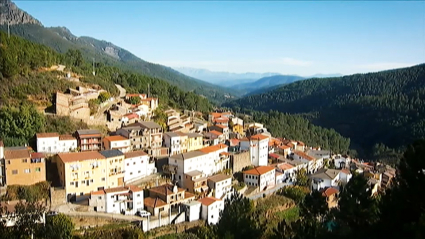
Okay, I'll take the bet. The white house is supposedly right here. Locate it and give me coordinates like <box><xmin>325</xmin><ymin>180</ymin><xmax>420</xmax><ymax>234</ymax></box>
<box><xmin>275</xmin><ymin>163</ymin><xmax>297</xmax><ymax>183</ymax></box>
<box><xmin>309</xmin><ymin>169</ymin><xmax>343</xmax><ymax>191</ymax></box>
<box><xmin>198</xmin><ymin>197</ymin><xmax>224</xmax><ymax>225</ymax></box>
<box><xmin>243</xmin><ymin>166</ymin><xmax>276</xmax><ymax>191</ymax></box>
<box><xmin>182</xmin><ymin>201</ymin><xmax>202</xmax><ymax>222</ymax></box>
<box><xmin>207</xmin><ymin>174</ymin><xmax>232</xmax><ymax>200</ymax></box>
<box><xmin>168</xmin><ymin>144</ymin><xmax>229</xmax><ymax>189</ymax></box>
<box><xmin>124</xmin><ymin>151</ymin><xmax>156</xmax><ymax>183</ymax></box>
<box><xmin>334</xmin><ymin>155</ymin><xmax>351</xmax><ymax>169</ymax></box>
<box><xmin>339</xmin><ymin>169</ymin><xmax>352</xmax><ymax>184</ymax></box>
<box><xmin>240</xmin><ymin>134</ymin><xmax>270</xmax><ymax>166</ymax></box>
<box><xmin>293</xmin><ymin>150</ymin><xmax>319</xmax><ymax>173</ymax></box>
<box><xmin>103</xmin><ymin>135</ymin><xmax>131</xmax><ymax>153</ymax></box>
<box><xmin>89</xmin><ymin>185</ymin><xmax>144</xmax><ymax>215</ymax></box>
<box><xmin>164</xmin><ymin>132</ymin><xmax>183</xmax><ymax>156</ymax></box>
<box><xmin>36</xmin><ymin>133</ymin><xmax>77</xmax><ymax>154</ymax></box>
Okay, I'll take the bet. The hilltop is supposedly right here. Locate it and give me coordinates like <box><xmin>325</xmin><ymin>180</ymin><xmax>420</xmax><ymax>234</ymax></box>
<box><xmin>225</xmin><ymin>64</ymin><xmax>425</xmax><ymax>156</ymax></box>
<box><xmin>0</xmin><ymin>0</ymin><xmax>235</xmax><ymax>104</ymax></box>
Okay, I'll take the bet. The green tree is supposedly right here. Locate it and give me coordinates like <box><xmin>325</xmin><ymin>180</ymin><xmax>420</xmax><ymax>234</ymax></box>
<box><xmin>98</xmin><ymin>91</ymin><xmax>111</xmax><ymax>103</ymax></box>
<box><xmin>277</xmin><ymin>186</ymin><xmax>309</xmax><ymax>204</ymax></box>
<box><xmin>295</xmin><ymin>168</ymin><xmax>309</xmax><ymax>187</ymax></box>
<box><xmin>14</xmin><ymin>201</ymin><xmax>47</xmax><ymax>239</ymax></box>
<box><xmin>45</xmin><ymin>213</ymin><xmax>75</xmax><ymax>239</ymax></box>
<box><xmin>216</xmin><ymin>191</ymin><xmax>262</xmax><ymax>239</ymax></box>
<box><xmin>128</xmin><ymin>96</ymin><xmax>141</xmax><ymax>105</ymax></box>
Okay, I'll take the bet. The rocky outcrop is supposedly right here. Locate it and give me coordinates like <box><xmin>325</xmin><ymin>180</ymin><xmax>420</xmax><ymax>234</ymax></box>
<box><xmin>104</xmin><ymin>46</ymin><xmax>120</xmax><ymax>59</ymax></box>
<box><xmin>0</xmin><ymin>0</ymin><xmax>42</xmax><ymax>26</ymax></box>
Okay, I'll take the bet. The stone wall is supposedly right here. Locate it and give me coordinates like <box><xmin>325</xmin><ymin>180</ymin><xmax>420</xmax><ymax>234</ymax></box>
<box><xmin>231</xmin><ymin>151</ymin><xmax>251</xmax><ymax>173</ymax></box>
<box><xmin>50</xmin><ymin>187</ymin><xmax>66</xmax><ymax>208</ymax></box>
<box><xmin>55</xmin><ymin>92</ymin><xmax>70</xmax><ymax>116</ymax></box>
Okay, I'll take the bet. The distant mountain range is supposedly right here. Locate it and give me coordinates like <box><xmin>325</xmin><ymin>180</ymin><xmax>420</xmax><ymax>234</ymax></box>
<box><xmin>0</xmin><ymin>0</ymin><xmax>237</xmax><ymax>104</ymax></box>
<box><xmin>174</xmin><ymin>67</ymin><xmax>281</xmax><ymax>87</ymax></box>
<box><xmin>175</xmin><ymin>67</ymin><xmax>343</xmax><ymax>95</ymax></box>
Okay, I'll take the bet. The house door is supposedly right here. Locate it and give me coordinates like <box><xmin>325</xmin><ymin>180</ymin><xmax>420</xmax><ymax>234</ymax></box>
<box><xmin>118</xmin><ymin>177</ymin><xmax>124</xmax><ymax>186</ymax></box>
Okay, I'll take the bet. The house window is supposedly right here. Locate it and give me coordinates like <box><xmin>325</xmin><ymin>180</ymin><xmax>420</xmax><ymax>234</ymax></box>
<box><xmin>35</xmin><ymin>167</ymin><xmax>41</xmax><ymax>172</ymax></box>
<box><xmin>98</xmin><ymin>196</ymin><xmax>102</xmax><ymax>199</ymax></box>
<box><xmin>127</xmin><ymin>163</ymin><xmax>129</xmax><ymax>166</ymax></box>
<box><xmin>70</xmin><ymin>182</ymin><xmax>74</xmax><ymax>186</ymax></box>
<box><xmin>90</xmin><ymin>179</ymin><xmax>94</xmax><ymax>183</ymax></box>
<box><xmin>22</xmin><ymin>159</ymin><xmax>28</xmax><ymax>163</ymax></box>
<box><xmin>24</xmin><ymin>169</ymin><xmax>30</xmax><ymax>173</ymax></box>
<box><xmin>138</xmin><ymin>170</ymin><xmax>141</xmax><ymax>173</ymax></box>
<box><xmin>130</xmin><ymin>172</ymin><xmax>133</xmax><ymax>175</ymax></box>
<box><xmin>134</xmin><ymin>162</ymin><xmax>136</xmax><ymax>165</ymax></box>
<box><xmin>137</xmin><ymin>194</ymin><xmax>140</xmax><ymax>197</ymax></box>
<box><xmin>111</xmin><ymin>195</ymin><xmax>114</xmax><ymax>199</ymax></box>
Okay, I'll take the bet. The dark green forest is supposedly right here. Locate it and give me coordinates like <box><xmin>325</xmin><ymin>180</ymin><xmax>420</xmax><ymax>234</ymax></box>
<box><xmin>225</xmin><ymin>64</ymin><xmax>425</xmax><ymax>157</ymax></box>
<box><xmin>0</xmin><ymin>24</ymin><xmax>237</xmax><ymax>104</ymax></box>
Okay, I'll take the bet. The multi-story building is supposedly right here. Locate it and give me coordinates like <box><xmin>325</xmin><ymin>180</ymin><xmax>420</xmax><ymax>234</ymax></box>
<box><xmin>169</xmin><ymin>144</ymin><xmax>230</xmax><ymax>189</ymax></box>
<box><xmin>3</xmin><ymin>146</ymin><xmax>46</xmax><ymax>186</ymax></box>
<box><xmin>184</xmin><ymin>170</ymin><xmax>209</xmax><ymax>194</ymax></box>
<box><xmin>56</xmin><ymin>150</ymin><xmax>124</xmax><ymax>202</ymax></box>
<box><xmin>36</xmin><ymin>133</ymin><xmax>77</xmax><ymax>154</ymax></box>
<box><xmin>243</xmin><ymin>166</ymin><xmax>276</xmax><ymax>191</ymax></box>
<box><xmin>75</xmin><ymin>129</ymin><xmax>102</xmax><ymax>152</ymax></box>
<box><xmin>123</xmin><ymin>151</ymin><xmax>156</xmax><ymax>183</ymax></box>
<box><xmin>99</xmin><ymin>150</ymin><xmax>125</xmax><ymax>188</ymax></box>
<box><xmin>209</xmin><ymin>125</ymin><xmax>230</xmax><ymax>140</ymax></box>
<box><xmin>144</xmin><ymin>184</ymin><xmax>196</xmax><ymax>216</ymax></box>
<box><xmin>164</xmin><ymin>132</ymin><xmax>188</xmax><ymax>156</ymax></box>
<box><xmin>240</xmin><ymin>134</ymin><xmax>270</xmax><ymax>166</ymax></box>
<box><xmin>103</xmin><ymin>135</ymin><xmax>131</xmax><ymax>153</ymax></box>
<box><xmin>187</xmin><ymin>133</ymin><xmax>204</xmax><ymax>152</ymax></box>
<box><xmin>89</xmin><ymin>185</ymin><xmax>144</xmax><ymax>214</ymax></box>
<box><xmin>205</xmin><ymin>131</ymin><xmax>225</xmax><ymax>145</ymax></box>
<box><xmin>116</xmin><ymin>122</ymin><xmax>164</xmax><ymax>156</ymax></box>
<box><xmin>208</xmin><ymin>112</ymin><xmax>233</xmax><ymax>123</ymax></box>
<box><xmin>207</xmin><ymin>174</ymin><xmax>232</xmax><ymax>199</ymax></box>
<box><xmin>198</xmin><ymin>197</ymin><xmax>224</xmax><ymax>225</ymax></box>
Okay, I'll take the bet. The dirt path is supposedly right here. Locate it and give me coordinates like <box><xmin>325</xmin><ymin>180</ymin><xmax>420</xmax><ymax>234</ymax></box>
<box><xmin>115</xmin><ymin>84</ymin><xmax>126</xmax><ymax>98</ymax></box>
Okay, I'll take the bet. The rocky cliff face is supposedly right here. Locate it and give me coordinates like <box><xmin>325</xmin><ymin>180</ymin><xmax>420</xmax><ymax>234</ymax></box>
<box><xmin>0</xmin><ymin>0</ymin><xmax>42</xmax><ymax>26</ymax></box>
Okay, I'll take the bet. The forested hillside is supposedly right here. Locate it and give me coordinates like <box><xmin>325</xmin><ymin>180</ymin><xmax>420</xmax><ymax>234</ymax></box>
<box><xmin>233</xmin><ymin>75</ymin><xmax>304</xmax><ymax>95</ymax></box>
<box><xmin>0</xmin><ymin>30</ymin><xmax>214</xmax><ymax>146</ymax></box>
<box><xmin>0</xmin><ymin>23</ymin><xmax>235</xmax><ymax>104</ymax></box>
<box><xmin>225</xmin><ymin>64</ymin><xmax>425</xmax><ymax>156</ymax></box>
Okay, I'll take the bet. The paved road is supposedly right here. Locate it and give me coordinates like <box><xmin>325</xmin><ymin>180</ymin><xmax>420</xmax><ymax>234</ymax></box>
<box><xmin>115</xmin><ymin>84</ymin><xmax>127</xmax><ymax>98</ymax></box>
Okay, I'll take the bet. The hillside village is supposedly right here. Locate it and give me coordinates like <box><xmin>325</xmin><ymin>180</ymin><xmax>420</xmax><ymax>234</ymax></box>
<box><xmin>0</xmin><ymin>91</ymin><xmax>397</xmax><ymax>232</ymax></box>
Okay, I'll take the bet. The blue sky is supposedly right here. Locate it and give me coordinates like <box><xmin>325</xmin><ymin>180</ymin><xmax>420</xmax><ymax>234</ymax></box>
<box><xmin>15</xmin><ymin>1</ymin><xmax>425</xmax><ymax>76</ymax></box>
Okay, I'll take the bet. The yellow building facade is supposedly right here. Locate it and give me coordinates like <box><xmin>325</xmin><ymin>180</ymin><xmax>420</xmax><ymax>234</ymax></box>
<box><xmin>187</xmin><ymin>133</ymin><xmax>204</xmax><ymax>152</ymax></box>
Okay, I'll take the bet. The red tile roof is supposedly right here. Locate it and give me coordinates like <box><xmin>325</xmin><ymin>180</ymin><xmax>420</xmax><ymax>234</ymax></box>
<box><xmin>91</xmin><ymin>190</ymin><xmax>105</xmax><ymax>195</ymax></box>
<box><xmin>209</xmin><ymin>130</ymin><xmax>223</xmax><ymax>136</ymax></box>
<box><xmin>269</xmin><ymin>153</ymin><xmax>280</xmax><ymax>159</ymax></box>
<box><xmin>124</xmin><ymin>113</ymin><xmax>139</xmax><ymax>120</ymax></box>
<box><xmin>59</xmin><ymin>135</ymin><xmax>75</xmax><ymax>140</ymax></box>
<box><xmin>57</xmin><ymin>151</ymin><xmax>105</xmax><ymax>163</ymax></box>
<box><xmin>4</xmin><ymin>148</ymin><xmax>30</xmax><ymax>159</ymax></box>
<box><xmin>36</xmin><ymin>132</ymin><xmax>59</xmax><ymax>138</ymax></box>
<box><xmin>243</xmin><ymin>166</ymin><xmax>275</xmax><ymax>175</ymax></box>
<box><xmin>104</xmin><ymin>135</ymin><xmax>128</xmax><ymax>142</ymax></box>
<box><xmin>199</xmin><ymin>144</ymin><xmax>228</xmax><ymax>153</ymax></box>
<box><xmin>128</xmin><ymin>185</ymin><xmax>143</xmax><ymax>192</ymax></box>
<box><xmin>279</xmin><ymin>145</ymin><xmax>290</xmax><ymax>150</ymax></box>
<box><xmin>230</xmin><ymin>139</ymin><xmax>240</xmax><ymax>146</ymax></box>
<box><xmin>124</xmin><ymin>151</ymin><xmax>148</xmax><ymax>158</ymax></box>
<box><xmin>341</xmin><ymin>169</ymin><xmax>351</xmax><ymax>174</ymax></box>
<box><xmin>249</xmin><ymin>134</ymin><xmax>269</xmax><ymax>141</ymax></box>
<box><xmin>144</xmin><ymin>197</ymin><xmax>167</xmax><ymax>208</ymax></box>
<box><xmin>149</xmin><ymin>184</ymin><xmax>185</xmax><ymax>196</ymax></box>
<box><xmin>30</xmin><ymin>152</ymin><xmax>44</xmax><ymax>159</ymax></box>
<box><xmin>198</xmin><ymin>197</ymin><xmax>221</xmax><ymax>206</ymax></box>
<box><xmin>322</xmin><ymin>187</ymin><xmax>339</xmax><ymax>197</ymax></box>
<box><xmin>294</xmin><ymin>150</ymin><xmax>316</xmax><ymax>161</ymax></box>
<box><xmin>278</xmin><ymin>163</ymin><xmax>294</xmax><ymax>171</ymax></box>
<box><xmin>214</xmin><ymin>117</ymin><xmax>229</xmax><ymax>123</ymax></box>
<box><xmin>220</xmin><ymin>152</ymin><xmax>230</xmax><ymax>156</ymax></box>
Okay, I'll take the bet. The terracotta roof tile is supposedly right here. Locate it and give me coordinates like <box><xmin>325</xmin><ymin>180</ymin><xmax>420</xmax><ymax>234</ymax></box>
<box><xmin>36</xmin><ymin>132</ymin><xmax>59</xmax><ymax>138</ymax></box>
<box><xmin>149</xmin><ymin>184</ymin><xmax>184</xmax><ymax>196</ymax></box>
<box><xmin>279</xmin><ymin>145</ymin><xmax>290</xmax><ymax>150</ymax></box>
<box><xmin>59</xmin><ymin>135</ymin><xmax>75</xmax><ymax>140</ymax></box>
<box><xmin>198</xmin><ymin>197</ymin><xmax>221</xmax><ymax>206</ymax></box>
<box><xmin>249</xmin><ymin>134</ymin><xmax>269</xmax><ymax>141</ymax></box>
<box><xmin>30</xmin><ymin>152</ymin><xmax>45</xmax><ymax>159</ymax></box>
<box><xmin>278</xmin><ymin>163</ymin><xmax>294</xmax><ymax>171</ymax></box>
<box><xmin>209</xmin><ymin>130</ymin><xmax>223</xmax><ymax>136</ymax></box>
<box><xmin>128</xmin><ymin>185</ymin><xmax>143</xmax><ymax>192</ymax></box>
<box><xmin>91</xmin><ymin>190</ymin><xmax>105</xmax><ymax>195</ymax></box>
<box><xmin>243</xmin><ymin>166</ymin><xmax>275</xmax><ymax>175</ymax></box>
<box><xmin>4</xmin><ymin>148</ymin><xmax>30</xmax><ymax>159</ymax></box>
<box><xmin>104</xmin><ymin>135</ymin><xmax>128</xmax><ymax>142</ymax></box>
<box><xmin>57</xmin><ymin>151</ymin><xmax>105</xmax><ymax>163</ymax></box>
<box><xmin>294</xmin><ymin>150</ymin><xmax>316</xmax><ymax>161</ymax></box>
<box><xmin>208</xmin><ymin>174</ymin><xmax>232</xmax><ymax>183</ymax></box>
<box><xmin>199</xmin><ymin>144</ymin><xmax>228</xmax><ymax>153</ymax></box>
<box><xmin>124</xmin><ymin>151</ymin><xmax>148</xmax><ymax>158</ymax></box>
<box><xmin>144</xmin><ymin>197</ymin><xmax>167</xmax><ymax>208</ymax></box>
<box><xmin>322</xmin><ymin>187</ymin><xmax>339</xmax><ymax>197</ymax></box>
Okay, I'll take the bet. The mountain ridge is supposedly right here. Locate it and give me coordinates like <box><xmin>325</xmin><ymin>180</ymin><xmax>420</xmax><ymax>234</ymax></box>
<box><xmin>0</xmin><ymin>1</ymin><xmax>237</xmax><ymax>104</ymax></box>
